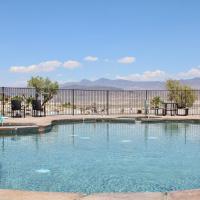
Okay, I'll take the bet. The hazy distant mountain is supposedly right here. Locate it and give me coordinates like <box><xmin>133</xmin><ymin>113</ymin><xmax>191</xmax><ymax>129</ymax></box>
<box><xmin>61</xmin><ymin>77</ymin><xmax>200</xmax><ymax>90</ymax></box>
<box><xmin>61</xmin><ymin>84</ymin><xmax>121</xmax><ymax>90</ymax></box>
<box><xmin>179</xmin><ymin>77</ymin><xmax>200</xmax><ymax>89</ymax></box>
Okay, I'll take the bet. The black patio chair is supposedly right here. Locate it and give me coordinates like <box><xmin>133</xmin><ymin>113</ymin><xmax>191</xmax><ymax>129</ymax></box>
<box><xmin>32</xmin><ymin>100</ymin><xmax>46</xmax><ymax>117</ymax></box>
<box><xmin>11</xmin><ymin>100</ymin><xmax>25</xmax><ymax>118</ymax></box>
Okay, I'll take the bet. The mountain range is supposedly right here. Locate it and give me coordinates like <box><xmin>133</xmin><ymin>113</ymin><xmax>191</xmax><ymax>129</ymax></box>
<box><xmin>61</xmin><ymin>77</ymin><xmax>200</xmax><ymax>90</ymax></box>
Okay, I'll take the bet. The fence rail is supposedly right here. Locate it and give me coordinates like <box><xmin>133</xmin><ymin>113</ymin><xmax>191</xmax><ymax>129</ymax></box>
<box><xmin>1</xmin><ymin>87</ymin><xmax>200</xmax><ymax>116</ymax></box>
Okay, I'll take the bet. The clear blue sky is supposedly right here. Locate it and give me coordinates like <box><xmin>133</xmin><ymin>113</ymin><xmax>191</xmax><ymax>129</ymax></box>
<box><xmin>1</xmin><ymin>0</ymin><xmax>200</xmax><ymax>86</ymax></box>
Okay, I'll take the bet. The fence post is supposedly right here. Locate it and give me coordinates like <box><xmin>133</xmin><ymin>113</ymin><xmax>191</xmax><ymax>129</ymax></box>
<box><xmin>106</xmin><ymin>90</ymin><xmax>109</xmax><ymax>115</ymax></box>
<box><xmin>72</xmin><ymin>89</ymin><xmax>75</xmax><ymax>115</ymax></box>
<box><xmin>185</xmin><ymin>89</ymin><xmax>186</xmax><ymax>108</ymax></box>
<box><xmin>145</xmin><ymin>90</ymin><xmax>148</xmax><ymax>115</ymax></box>
<box><xmin>180</xmin><ymin>90</ymin><xmax>183</xmax><ymax>107</ymax></box>
<box><xmin>145</xmin><ymin>90</ymin><xmax>147</xmax><ymax>101</ymax></box>
<box><xmin>2</xmin><ymin>87</ymin><xmax>5</xmax><ymax>116</ymax></box>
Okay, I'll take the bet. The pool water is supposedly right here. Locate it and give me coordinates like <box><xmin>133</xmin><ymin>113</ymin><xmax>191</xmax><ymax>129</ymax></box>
<box><xmin>1</xmin><ymin>122</ymin><xmax>200</xmax><ymax>193</ymax></box>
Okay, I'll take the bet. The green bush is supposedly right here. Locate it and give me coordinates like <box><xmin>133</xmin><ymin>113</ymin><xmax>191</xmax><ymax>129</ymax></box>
<box><xmin>166</xmin><ymin>80</ymin><xmax>196</xmax><ymax>108</ymax></box>
<box><xmin>11</xmin><ymin>96</ymin><xmax>24</xmax><ymax>101</ymax></box>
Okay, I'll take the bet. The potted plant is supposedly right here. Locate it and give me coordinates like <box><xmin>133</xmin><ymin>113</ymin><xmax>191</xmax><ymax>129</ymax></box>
<box><xmin>150</xmin><ymin>96</ymin><xmax>163</xmax><ymax>109</ymax></box>
<box><xmin>24</xmin><ymin>96</ymin><xmax>34</xmax><ymax>115</ymax></box>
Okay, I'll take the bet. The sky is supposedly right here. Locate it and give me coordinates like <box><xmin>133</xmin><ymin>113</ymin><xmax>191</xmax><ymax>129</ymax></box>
<box><xmin>1</xmin><ymin>0</ymin><xmax>200</xmax><ymax>86</ymax></box>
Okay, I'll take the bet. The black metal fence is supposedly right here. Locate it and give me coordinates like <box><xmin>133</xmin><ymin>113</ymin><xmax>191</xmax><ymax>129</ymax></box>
<box><xmin>1</xmin><ymin>87</ymin><xmax>200</xmax><ymax>116</ymax></box>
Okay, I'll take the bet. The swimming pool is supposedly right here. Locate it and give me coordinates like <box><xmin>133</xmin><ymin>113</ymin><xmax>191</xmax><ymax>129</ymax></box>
<box><xmin>0</xmin><ymin>121</ymin><xmax>200</xmax><ymax>194</ymax></box>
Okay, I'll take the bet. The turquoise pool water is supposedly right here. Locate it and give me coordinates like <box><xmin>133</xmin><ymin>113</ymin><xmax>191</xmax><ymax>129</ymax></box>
<box><xmin>1</xmin><ymin>121</ymin><xmax>200</xmax><ymax>193</ymax></box>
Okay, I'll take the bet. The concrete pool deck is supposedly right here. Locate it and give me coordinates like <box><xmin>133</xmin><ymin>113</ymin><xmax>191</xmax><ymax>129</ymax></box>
<box><xmin>1</xmin><ymin>115</ymin><xmax>200</xmax><ymax>199</ymax></box>
<box><xmin>1</xmin><ymin>114</ymin><xmax>200</xmax><ymax>134</ymax></box>
<box><xmin>1</xmin><ymin>189</ymin><xmax>200</xmax><ymax>200</ymax></box>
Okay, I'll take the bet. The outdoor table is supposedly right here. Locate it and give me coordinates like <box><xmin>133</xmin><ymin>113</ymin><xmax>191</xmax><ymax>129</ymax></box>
<box><xmin>163</xmin><ymin>102</ymin><xmax>178</xmax><ymax>116</ymax></box>
<box><xmin>154</xmin><ymin>107</ymin><xmax>165</xmax><ymax>116</ymax></box>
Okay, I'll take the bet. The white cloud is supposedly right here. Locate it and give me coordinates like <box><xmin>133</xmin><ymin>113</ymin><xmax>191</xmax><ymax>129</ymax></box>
<box><xmin>177</xmin><ymin>66</ymin><xmax>200</xmax><ymax>79</ymax></box>
<box><xmin>117</xmin><ymin>70</ymin><xmax>167</xmax><ymax>81</ymax></box>
<box><xmin>117</xmin><ymin>56</ymin><xmax>136</xmax><ymax>64</ymax></box>
<box><xmin>116</xmin><ymin>67</ymin><xmax>200</xmax><ymax>81</ymax></box>
<box><xmin>63</xmin><ymin>60</ymin><xmax>81</xmax><ymax>69</ymax></box>
<box><xmin>84</xmin><ymin>56</ymin><xmax>98</xmax><ymax>62</ymax></box>
<box><xmin>10</xmin><ymin>60</ymin><xmax>62</xmax><ymax>73</ymax></box>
